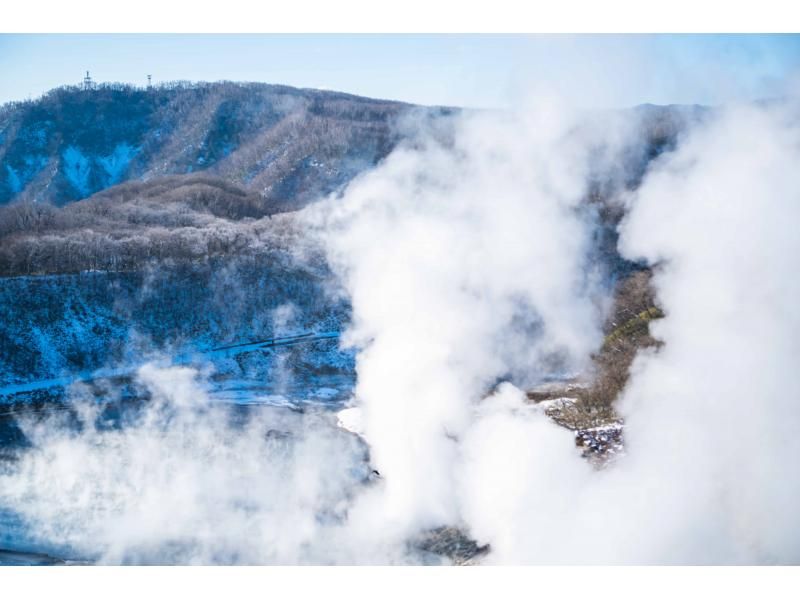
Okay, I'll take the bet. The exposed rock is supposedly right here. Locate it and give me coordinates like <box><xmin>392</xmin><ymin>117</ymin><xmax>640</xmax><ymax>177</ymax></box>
<box><xmin>414</xmin><ymin>526</ymin><xmax>489</xmax><ymax>565</ymax></box>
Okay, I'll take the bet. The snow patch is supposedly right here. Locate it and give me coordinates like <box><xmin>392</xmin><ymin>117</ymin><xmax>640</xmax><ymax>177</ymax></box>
<box><xmin>62</xmin><ymin>146</ymin><xmax>91</xmax><ymax>196</ymax></box>
<box><xmin>5</xmin><ymin>156</ymin><xmax>48</xmax><ymax>195</ymax></box>
<box><xmin>5</xmin><ymin>165</ymin><xmax>22</xmax><ymax>193</ymax></box>
<box><xmin>312</xmin><ymin>387</ymin><xmax>340</xmax><ymax>399</ymax></box>
<box><xmin>98</xmin><ymin>143</ymin><xmax>138</xmax><ymax>185</ymax></box>
<box><xmin>535</xmin><ymin>397</ymin><xmax>578</xmax><ymax>411</ymax></box>
<box><xmin>336</xmin><ymin>407</ymin><xmax>365</xmax><ymax>437</ymax></box>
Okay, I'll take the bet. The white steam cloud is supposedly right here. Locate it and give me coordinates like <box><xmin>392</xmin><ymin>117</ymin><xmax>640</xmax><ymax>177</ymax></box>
<box><xmin>0</xmin><ymin>364</ymin><xmax>375</xmax><ymax>564</ymax></box>
<box><xmin>313</xmin><ymin>99</ymin><xmax>800</xmax><ymax>564</ymax></box>
<box><xmin>453</xmin><ymin>101</ymin><xmax>800</xmax><ymax>564</ymax></box>
<box><xmin>610</xmin><ymin>102</ymin><xmax>800</xmax><ymax>563</ymax></box>
<box><xmin>1</xmin><ymin>97</ymin><xmax>798</xmax><ymax>564</ymax></box>
<box><xmin>312</xmin><ymin>103</ymin><xmax>609</xmax><ymax>540</ymax></box>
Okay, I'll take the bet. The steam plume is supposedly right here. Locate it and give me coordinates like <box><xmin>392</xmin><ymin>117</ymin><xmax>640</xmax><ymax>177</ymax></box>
<box><xmin>2</xmin><ymin>98</ymin><xmax>798</xmax><ymax>564</ymax></box>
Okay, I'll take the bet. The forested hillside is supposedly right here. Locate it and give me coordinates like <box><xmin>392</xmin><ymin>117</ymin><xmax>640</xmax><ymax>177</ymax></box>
<box><xmin>0</xmin><ymin>81</ymin><xmax>453</xmax><ymax>208</ymax></box>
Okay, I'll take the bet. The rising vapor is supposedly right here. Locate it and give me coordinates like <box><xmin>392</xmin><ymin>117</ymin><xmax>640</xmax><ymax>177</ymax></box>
<box><xmin>1</xmin><ymin>95</ymin><xmax>798</xmax><ymax>564</ymax></box>
<box><xmin>311</xmin><ymin>101</ymin><xmax>610</xmax><ymax>541</ymax></box>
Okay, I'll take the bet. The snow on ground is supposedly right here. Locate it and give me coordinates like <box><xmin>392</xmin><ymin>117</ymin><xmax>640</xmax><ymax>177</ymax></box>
<box><xmin>336</xmin><ymin>407</ymin><xmax>365</xmax><ymax>437</ymax></box>
<box><xmin>62</xmin><ymin>146</ymin><xmax>91</xmax><ymax>196</ymax></box>
<box><xmin>0</xmin><ymin>331</ymin><xmax>348</xmax><ymax>405</ymax></box>
<box><xmin>98</xmin><ymin>143</ymin><xmax>138</xmax><ymax>185</ymax></box>
<box><xmin>534</xmin><ymin>397</ymin><xmax>578</xmax><ymax>411</ymax></box>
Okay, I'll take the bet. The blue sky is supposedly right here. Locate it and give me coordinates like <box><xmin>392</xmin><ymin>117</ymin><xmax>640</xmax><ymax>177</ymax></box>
<box><xmin>0</xmin><ymin>34</ymin><xmax>798</xmax><ymax>109</ymax></box>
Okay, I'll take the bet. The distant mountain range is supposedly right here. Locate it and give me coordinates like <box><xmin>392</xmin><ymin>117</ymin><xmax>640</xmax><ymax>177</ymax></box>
<box><xmin>0</xmin><ymin>81</ymin><xmax>455</xmax><ymax>210</ymax></box>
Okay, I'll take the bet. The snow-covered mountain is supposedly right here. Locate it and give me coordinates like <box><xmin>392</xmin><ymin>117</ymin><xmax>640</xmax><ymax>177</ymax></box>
<box><xmin>0</xmin><ymin>81</ymin><xmax>453</xmax><ymax>209</ymax></box>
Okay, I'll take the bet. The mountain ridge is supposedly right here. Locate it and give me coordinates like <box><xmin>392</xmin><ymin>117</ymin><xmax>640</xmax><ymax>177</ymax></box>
<box><xmin>0</xmin><ymin>80</ymin><xmax>456</xmax><ymax>209</ymax></box>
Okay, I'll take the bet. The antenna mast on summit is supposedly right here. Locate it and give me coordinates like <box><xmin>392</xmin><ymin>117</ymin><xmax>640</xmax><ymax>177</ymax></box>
<box><xmin>83</xmin><ymin>70</ymin><xmax>94</xmax><ymax>90</ymax></box>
